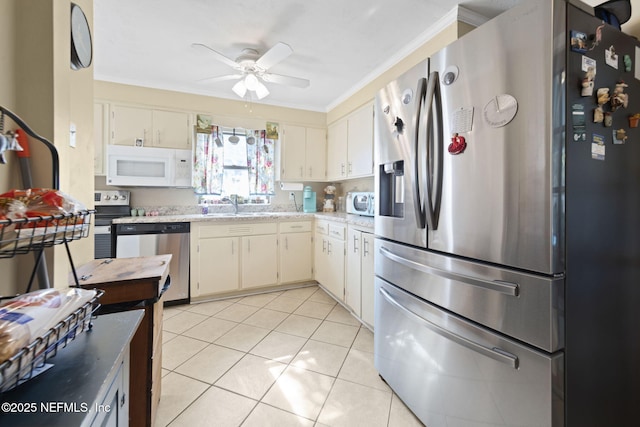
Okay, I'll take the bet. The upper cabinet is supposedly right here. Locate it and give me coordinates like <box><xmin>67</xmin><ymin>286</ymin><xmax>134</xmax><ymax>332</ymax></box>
<box><xmin>110</xmin><ymin>105</ymin><xmax>192</xmax><ymax>149</ymax></box>
<box><xmin>280</xmin><ymin>124</ymin><xmax>326</xmax><ymax>182</ymax></box>
<box><xmin>94</xmin><ymin>102</ymin><xmax>109</xmax><ymax>176</ymax></box>
<box><xmin>327</xmin><ymin>102</ymin><xmax>374</xmax><ymax>180</ymax></box>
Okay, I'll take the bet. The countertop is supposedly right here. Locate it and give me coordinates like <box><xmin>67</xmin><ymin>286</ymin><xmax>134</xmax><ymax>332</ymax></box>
<box><xmin>113</xmin><ymin>211</ymin><xmax>375</xmax><ymax>229</ymax></box>
<box><xmin>0</xmin><ymin>310</ymin><xmax>144</xmax><ymax>427</ymax></box>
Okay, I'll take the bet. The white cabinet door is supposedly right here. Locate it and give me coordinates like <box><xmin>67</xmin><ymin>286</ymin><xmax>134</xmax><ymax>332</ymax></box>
<box><xmin>325</xmin><ymin>236</ymin><xmax>345</xmax><ymax>301</ymax></box>
<box><xmin>327</xmin><ymin>119</ymin><xmax>348</xmax><ymax>180</ymax></box>
<box><xmin>360</xmin><ymin>232</ymin><xmax>375</xmax><ymax>328</ymax></box>
<box><xmin>242</xmin><ymin>234</ymin><xmax>278</xmax><ymax>288</ymax></box>
<box><xmin>111</xmin><ymin>105</ymin><xmax>153</xmax><ymax>146</ymax></box>
<box><xmin>94</xmin><ymin>102</ymin><xmax>108</xmax><ymax>175</ymax></box>
<box><xmin>347</xmin><ymin>104</ymin><xmax>374</xmax><ymax>178</ymax></box>
<box><xmin>281</xmin><ymin>124</ymin><xmax>306</xmax><ymax>180</ymax></box>
<box><xmin>345</xmin><ymin>228</ymin><xmax>362</xmax><ymax>316</ymax></box>
<box><xmin>305</xmin><ymin>127</ymin><xmax>326</xmax><ymax>181</ymax></box>
<box><xmin>197</xmin><ymin>237</ymin><xmax>240</xmax><ymax>295</ymax></box>
<box><xmin>153</xmin><ymin>110</ymin><xmax>191</xmax><ymax>149</ymax></box>
<box><xmin>280</xmin><ymin>232</ymin><xmax>313</xmax><ymax>284</ymax></box>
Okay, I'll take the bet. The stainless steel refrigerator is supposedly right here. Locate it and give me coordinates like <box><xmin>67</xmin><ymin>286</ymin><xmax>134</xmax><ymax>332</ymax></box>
<box><xmin>373</xmin><ymin>0</ymin><xmax>640</xmax><ymax>426</ymax></box>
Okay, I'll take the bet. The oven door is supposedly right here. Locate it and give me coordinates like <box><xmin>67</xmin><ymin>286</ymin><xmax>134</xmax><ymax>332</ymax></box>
<box><xmin>94</xmin><ymin>225</ymin><xmax>113</xmax><ymax>259</ymax></box>
<box><xmin>374</xmin><ymin>278</ymin><xmax>564</xmax><ymax>427</ymax></box>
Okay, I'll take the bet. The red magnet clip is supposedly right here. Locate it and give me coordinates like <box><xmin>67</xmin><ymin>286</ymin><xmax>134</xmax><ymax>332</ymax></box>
<box><xmin>448</xmin><ymin>133</ymin><xmax>467</xmax><ymax>155</ymax></box>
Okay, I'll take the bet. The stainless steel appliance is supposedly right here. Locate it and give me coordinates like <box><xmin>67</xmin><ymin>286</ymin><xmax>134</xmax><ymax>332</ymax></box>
<box><xmin>374</xmin><ymin>1</ymin><xmax>640</xmax><ymax>426</ymax></box>
<box><xmin>345</xmin><ymin>192</ymin><xmax>375</xmax><ymax>216</ymax></box>
<box><xmin>94</xmin><ymin>190</ymin><xmax>130</xmax><ymax>259</ymax></box>
<box><xmin>115</xmin><ymin>222</ymin><xmax>190</xmax><ymax>305</ymax></box>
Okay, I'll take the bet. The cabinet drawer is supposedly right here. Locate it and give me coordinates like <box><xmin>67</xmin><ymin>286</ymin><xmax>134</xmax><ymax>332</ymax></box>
<box><xmin>328</xmin><ymin>223</ymin><xmax>346</xmax><ymax>240</ymax></box>
<box><xmin>315</xmin><ymin>220</ymin><xmax>329</xmax><ymax>235</ymax></box>
<box><xmin>200</xmin><ymin>222</ymin><xmax>277</xmax><ymax>238</ymax></box>
<box><xmin>280</xmin><ymin>221</ymin><xmax>312</xmax><ymax>233</ymax></box>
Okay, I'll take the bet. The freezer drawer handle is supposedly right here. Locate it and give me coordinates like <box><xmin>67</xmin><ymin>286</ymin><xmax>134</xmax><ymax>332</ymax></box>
<box><xmin>379</xmin><ymin>287</ymin><xmax>519</xmax><ymax>369</ymax></box>
<box><xmin>379</xmin><ymin>246</ymin><xmax>520</xmax><ymax>296</ymax></box>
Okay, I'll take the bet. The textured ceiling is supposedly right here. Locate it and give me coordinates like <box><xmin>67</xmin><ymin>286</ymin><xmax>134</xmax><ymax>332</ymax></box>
<box><xmin>93</xmin><ymin>0</ymin><xmax>625</xmax><ymax>112</ymax></box>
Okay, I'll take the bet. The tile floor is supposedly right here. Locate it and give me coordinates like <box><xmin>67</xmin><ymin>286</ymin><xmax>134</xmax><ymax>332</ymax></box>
<box><xmin>155</xmin><ymin>284</ymin><xmax>424</xmax><ymax>427</ymax></box>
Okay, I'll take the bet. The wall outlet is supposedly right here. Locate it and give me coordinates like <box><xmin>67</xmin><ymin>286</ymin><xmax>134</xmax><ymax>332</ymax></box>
<box><xmin>289</xmin><ymin>192</ymin><xmax>295</xmax><ymax>200</ymax></box>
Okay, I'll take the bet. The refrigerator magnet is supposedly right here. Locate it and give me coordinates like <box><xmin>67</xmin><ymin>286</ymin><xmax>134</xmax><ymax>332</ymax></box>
<box><xmin>570</xmin><ymin>31</ymin><xmax>588</xmax><ymax>53</ymax></box>
<box><xmin>605</xmin><ymin>46</ymin><xmax>619</xmax><ymax>69</ymax></box>
<box><xmin>592</xmin><ymin>134</ymin><xmax>606</xmax><ymax>161</ymax></box>
<box><xmin>613</xmin><ymin>129</ymin><xmax>628</xmax><ymax>144</ymax></box>
<box><xmin>624</xmin><ymin>55</ymin><xmax>632</xmax><ymax>72</ymax></box>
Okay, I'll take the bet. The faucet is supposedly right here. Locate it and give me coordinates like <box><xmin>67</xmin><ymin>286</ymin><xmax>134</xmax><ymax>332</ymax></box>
<box><xmin>221</xmin><ymin>194</ymin><xmax>239</xmax><ymax>214</ymax></box>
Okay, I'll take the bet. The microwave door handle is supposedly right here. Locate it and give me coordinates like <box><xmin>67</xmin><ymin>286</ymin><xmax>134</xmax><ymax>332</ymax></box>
<box><xmin>413</xmin><ymin>77</ymin><xmax>427</xmax><ymax>230</ymax></box>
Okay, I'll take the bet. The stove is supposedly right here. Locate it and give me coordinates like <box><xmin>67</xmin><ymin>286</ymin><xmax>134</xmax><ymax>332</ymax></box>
<box><xmin>94</xmin><ymin>190</ymin><xmax>130</xmax><ymax>259</ymax></box>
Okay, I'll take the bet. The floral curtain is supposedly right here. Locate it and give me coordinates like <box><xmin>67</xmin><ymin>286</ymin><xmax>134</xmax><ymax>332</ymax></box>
<box><xmin>193</xmin><ymin>125</ymin><xmax>275</xmax><ymax>196</ymax></box>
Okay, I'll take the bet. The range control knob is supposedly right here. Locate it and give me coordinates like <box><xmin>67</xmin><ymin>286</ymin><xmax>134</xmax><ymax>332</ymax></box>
<box><xmin>104</xmin><ymin>195</ymin><xmax>111</xmax><ymax>200</ymax></box>
<box><xmin>120</xmin><ymin>194</ymin><xmax>127</xmax><ymax>200</ymax></box>
<box><xmin>113</xmin><ymin>195</ymin><xmax>119</xmax><ymax>200</ymax></box>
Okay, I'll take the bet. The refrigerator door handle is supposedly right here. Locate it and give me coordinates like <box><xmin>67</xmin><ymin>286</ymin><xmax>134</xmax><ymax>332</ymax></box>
<box><xmin>379</xmin><ymin>246</ymin><xmax>520</xmax><ymax>296</ymax></box>
<box><xmin>379</xmin><ymin>287</ymin><xmax>519</xmax><ymax>369</ymax></box>
<box><xmin>413</xmin><ymin>77</ymin><xmax>427</xmax><ymax>230</ymax></box>
<box><xmin>424</xmin><ymin>71</ymin><xmax>443</xmax><ymax>231</ymax></box>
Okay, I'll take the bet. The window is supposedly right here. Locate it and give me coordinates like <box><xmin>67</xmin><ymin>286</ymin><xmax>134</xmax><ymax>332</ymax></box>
<box><xmin>192</xmin><ymin>126</ymin><xmax>275</xmax><ymax>199</ymax></box>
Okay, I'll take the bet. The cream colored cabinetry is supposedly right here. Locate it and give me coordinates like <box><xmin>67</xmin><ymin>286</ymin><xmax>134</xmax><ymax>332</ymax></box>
<box><xmin>242</xmin><ymin>234</ymin><xmax>278</xmax><ymax>288</ymax></box>
<box><xmin>280</xmin><ymin>221</ymin><xmax>313</xmax><ymax>284</ymax></box>
<box><xmin>280</xmin><ymin>124</ymin><xmax>326</xmax><ymax>181</ymax></box>
<box><xmin>110</xmin><ymin>104</ymin><xmax>192</xmax><ymax>149</ymax></box>
<box><xmin>314</xmin><ymin>219</ymin><xmax>346</xmax><ymax>301</ymax></box>
<box><xmin>94</xmin><ymin>102</ymin><xmax>109</xmax><ymax>176</ymax></box>
<box><xmin>191</xmin><ymin>222</ymin><xmax>278</xmax><ymax>298</ymax></box>
<box><xmin>327</xmin><ymin>103</ymin><xmax>374</xmax><ymax>180</ymax></box>
<box><xmin>346</xmin><ymin>225</ymin><xmax>375</xmax><ymax>328</ymax></box>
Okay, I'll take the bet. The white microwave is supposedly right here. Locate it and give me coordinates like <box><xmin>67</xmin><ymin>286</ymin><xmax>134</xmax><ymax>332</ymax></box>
<box><xmin>106</xmin><ymin>145</ymin><xmax>192</xmax><ymax>187</ymax></box>
<box><xmin>346</xmin><ymin>192</ymin><xmax>375</xmax><ymax>217</ymax></box>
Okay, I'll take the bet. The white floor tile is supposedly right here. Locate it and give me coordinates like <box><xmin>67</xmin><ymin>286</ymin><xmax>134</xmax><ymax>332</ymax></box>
<box><xmin>181</xmin><ymin>316</ymin><xmax>237</xmax><ymax>343</ymax></box>
<box><xmin>186</xmin><ymin>299</ymin><xmax>233</xmax><ymax>316</ymax></box>
<box><xmin>215</xmin><ymin>323</ymin><xmax>271</xmax><ymax>352</ymax></box>
<box><xmin>310</xmin><ymin>321</ymin><xmax>359</xmax><ymax>348</ymax></box>
<box><xmin>317</xmin><ymin>378</ymin><xmax>392</xmax><ymax>427</ymax></box>
<box><xmin>154</xmin><ymin>372</ymin><xmax>208</xmax><ymax>427</ymax></box>
<box><xmin>250</xmin><ymin>331</ymin><xmax>307</xmax><ymax>363</ymax></box>
<box><xmin>275</xmin><ymin>314</ymin><xmax>322</xmax><ymax>338</ymax></box>
<box><xmin>241</xmin><ymin>403</ymin><xmax>315</xmax><ymax>427</ymax></box>
<box><xmin>162</xmin><ymin>311</ymin><xmax>208</xmax><ymax>334</ymax></box>
<box><xmin>161</xmin><ymin>335</ymin><xmax>209</xmax><ymax>371</ymax></box>
<box><xmin>237</xmin><ymin>292</ymin><xmax>280</xmax><ymax>307</ymax></box>
<box><xmin>308</xmin><ymin>288</ymin><xmax>337</xmax><ymax>305</ymax></box>
<box><xmin>262</xmin><ymin>366</ymin><xmax>334</xmax><ymax>420</ymax></box>
<box><xmin>325</xmin><ymin>305</ymin><xmax>361</xmax><ymax>326</ymax></box>
<box><xmin>215</xmin><ymin>354</ymin><xmax>287</xmax><ymax>400</ymax></box>
<box><xmin>162</xmin><ymin>330</ymin><xmax>178</xmax><ymax>345</ymax></box>
<box><xmin>243</xmin><ymin>308</ymin><xmax>289</xmax><ymax>330</ymax></box>
<box><xmin>169</xmin><ymin>385</ymin><xmax>257</xmax><ymax>427</ymax></box>
<box><xmin>293</xmin><ymin>300</ymin><xmax>335</xmax><ymax>319</ymax></box>
<box><xmin>290</xmin><ymin>339</ymin><xmax>349</xmax><ymax>377</ymax></box>
<box><xmin>281</xmin><ymin>286</ymin><xmax>318</xmax><ymax>300</ymax></box>
<box><xmin>389</xmin><ymin>393</ymin><xmax>425</xmax><ymax>427</ymax></box>
<box><xmin>214</xmin><ymin>303</ymin><xmax>260</xmax><ymax>322</ymax></box>
<box><xmin>351</xmin><ymin>327</ymin><xmax>374</xmax><ymax>353</ymax></box>
<box><xmin>264</xmin><ymin>295</ymin><xmax>305</xmax><ymax>313</ymax></box>
<box><xmin>174</xmin><ymin>343</ymin><xmax>244</xmax><ymax>384</ymax></box>
<box><xmin>337</xmin><ymin>348</ymin><xmax>390</xmax><ymax>392</ymax></box>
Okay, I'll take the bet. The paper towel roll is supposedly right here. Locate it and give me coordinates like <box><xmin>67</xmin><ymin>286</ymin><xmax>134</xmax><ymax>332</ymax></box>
<box><xmin>279</xmin><ymin>182</ymin><xmax>303</xmax><ymax>191</ymax></box>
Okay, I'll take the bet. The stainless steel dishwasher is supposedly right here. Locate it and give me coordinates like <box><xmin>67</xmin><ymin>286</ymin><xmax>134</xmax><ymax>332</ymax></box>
<box><xmin>115</xmin><ymin>222</ymin><xmax>190</xmax><ymax>305</ymax></box>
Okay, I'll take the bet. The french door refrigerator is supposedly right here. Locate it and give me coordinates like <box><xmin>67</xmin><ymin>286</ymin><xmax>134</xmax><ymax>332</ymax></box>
<box><xmin>373</xmin><ymin>1</ymin><xmax>640</xmax><ymax>426</ymax></box>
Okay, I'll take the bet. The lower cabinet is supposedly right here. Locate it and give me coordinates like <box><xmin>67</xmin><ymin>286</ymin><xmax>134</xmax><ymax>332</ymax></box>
<box><xmin>314</xmin><ymin>220</ymin><xmax>346</xmax><ymax>301</ymax></box>
<box><xmin>191</xmin><ymin>220</ymin><xmax>312</xmax><ymax>299</ymax></box>
<box><xmin>280</xmin><ymin>221</ymin><xmax>313</xmax><ymax>284</ymax></box>
<box><xmin>346</xmin><ymin>225</ymin><xmax>375</xmax><ymax>328</ymax></box>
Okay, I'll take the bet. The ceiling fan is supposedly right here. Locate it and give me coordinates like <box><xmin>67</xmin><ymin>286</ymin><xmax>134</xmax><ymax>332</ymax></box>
<box><xmin>192</xmin><ymin>42</ymin><xmax>310</xmax><ymax>100</ymax></box>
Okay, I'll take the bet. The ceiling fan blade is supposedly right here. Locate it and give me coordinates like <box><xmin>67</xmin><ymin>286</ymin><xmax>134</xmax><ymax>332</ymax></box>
<box><xmin>191</xmin><ymin>43</ymin><xmax>240</xmax><ymax>70</ymax></box>
<box><xmin>197</xmin><ymin>74</ymin><xmax>243</xmax><ymax>84</ymax></box>
<box><xmin>262</xmin><ymin>73</ymin><xmax>310</xmax><ymax>88</ymax></box>
<box><xmin>255</xmin><ymin>42</ymin><xmax>293</xmax><ymax>70</ymax></box>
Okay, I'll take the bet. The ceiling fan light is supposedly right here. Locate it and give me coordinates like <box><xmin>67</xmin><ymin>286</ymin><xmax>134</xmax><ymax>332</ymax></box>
<box><xmin>255</xmin><ymin>81</ymin><xmax>270</xmax><ymax>99</ymax></box>
<box><xmin>244</xmin><ymin>73</ymin><xmax>259</xmax><ymax>91</ymax></box>
<box><xmin>232</xmin><ymin>80</ymin><xmax>247</xmax><ymax>97</ymax></box>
